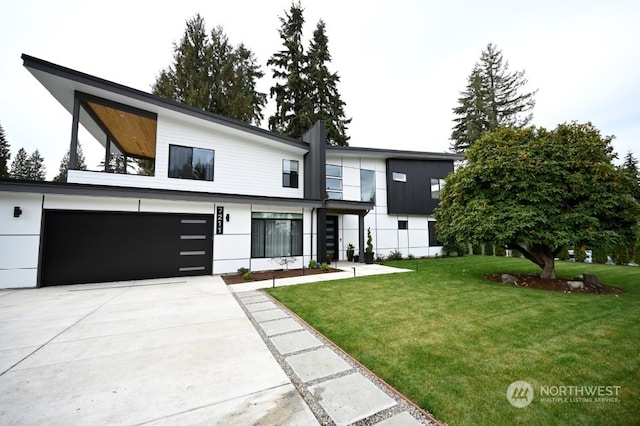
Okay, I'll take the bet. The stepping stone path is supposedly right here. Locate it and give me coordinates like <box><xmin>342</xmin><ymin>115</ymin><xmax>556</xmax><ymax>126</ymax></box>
<box><xmin>234</xmin><ymin>290</ymin><xmax>440</xmax><ymax>426</ymax></box>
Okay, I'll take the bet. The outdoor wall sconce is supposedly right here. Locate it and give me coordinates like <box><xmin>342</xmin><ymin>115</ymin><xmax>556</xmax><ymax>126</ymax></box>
<box><xmin>225</xmin><ymin>214</ymin><xmax>230</xmax><ymax>222</ymax></box>
<box><xmin>13</xmin><ymin>206</ymin><xmax>22</xmax><ymax>218</ymax></box>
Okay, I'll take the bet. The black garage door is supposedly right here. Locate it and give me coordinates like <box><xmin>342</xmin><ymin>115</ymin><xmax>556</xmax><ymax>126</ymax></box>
<box><xmin>41</xmin><ymin>210</ymin><xmax>213</xmax><ymax>286</ymax></box>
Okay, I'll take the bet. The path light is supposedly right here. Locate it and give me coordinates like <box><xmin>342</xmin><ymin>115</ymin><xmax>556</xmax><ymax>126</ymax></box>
<box><xmin>272</xmin><ymin>273</ymin><xmax>276</xmax><ymax>288</ymax></box>
<box><xmin>352</xmin><ymin>267</ymin><xmax>356</xmax><ymax>278</ymax></box>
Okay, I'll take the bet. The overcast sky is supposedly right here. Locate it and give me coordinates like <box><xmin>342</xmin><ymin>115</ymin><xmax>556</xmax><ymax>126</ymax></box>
<box><xmin>1</xmin><ymin>0</ymin><xmax>638</xmax><ymax>179</ymax></box>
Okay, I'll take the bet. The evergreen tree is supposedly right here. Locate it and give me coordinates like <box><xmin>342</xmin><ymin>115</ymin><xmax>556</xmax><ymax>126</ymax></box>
<box><xmin>307</xmin><ymin>20</ymin><xmax>351</xmax><ymax>146</ymax></box>
<box><xmin>10</xmin><ymin>148</ymin><xmax>29</xmax><ymax>179</ymax></box>
<box><xmin>54</xmin><ymin>143</ymin><xmax>87</xmax><ymax>182</ymax></box>
<box><xmin>267</xmin><ymin>2</ymin><xmax>313</xmax><ymax>138</ymax></box>
<box><xmin>0</xmin><ymin>123</ymin><xmax>10</xmax><ymax>178</ymax></box>
<box><xmin>153</xmin><ymin>15</ymin><xmax>266</xmax><ymax>125</ymax></box>
<box><xmin>451</xmin><ymin>43</ymin><xmax>537</xmax><ymax>153</ymax></box>
<box><xmin>26</xmin><ymin>150</ymin><xmax>46</xmax><ymax>181</ymax></box>
<box><xmin>622</xmin><ymin>150</ymin><xmax>640</xmax><ymax>201</ymax></box>
<box><xmin>135</xmin><ymin>158</ymin><xmax>155</xmax><ymax>176</ymax></box>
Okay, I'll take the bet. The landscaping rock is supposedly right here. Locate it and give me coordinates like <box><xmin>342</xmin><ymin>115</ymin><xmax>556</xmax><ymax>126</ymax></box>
<box><xmin>501</xmin><ymin>274</ymin><xmax>517</xmax><ymax>285</ymax></box>
<box><xmin>573</xmin><ymin>274</ymin><xmax>584</xmax><ymax>280</ymax></box>
<box><xmin>567</xmin><ymin>281</ymin><xmax>584</xmax><ymax>290</ymax></box>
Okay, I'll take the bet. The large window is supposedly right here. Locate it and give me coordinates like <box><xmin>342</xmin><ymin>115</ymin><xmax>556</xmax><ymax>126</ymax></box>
<box><xmin>360</xmin><ymin>169</ymin><xmax>375</xmax><ymax>202</ymax></box>
<box><xmin>251</xmin><ymin>212</ymin><xmax>303</xmax><ymax>258</ymax></box>
<box><xmin>431</xmin><ymin>178</ymin><xmax>446</xmax><ymax>199</ymax></box>
<box><xmin>282</xmin><ymin>160</ymin><xmax>299</xmax><ymax>188</ymax></box>
<box><xmin>326</xmin><ymin>164</ymin><xmax>343</xmax><ymax>200</ymax></box>
<box><xmin>169</xmin><ymin>145</ymin><xmax>214</xmax><ymax>181</ymax></box>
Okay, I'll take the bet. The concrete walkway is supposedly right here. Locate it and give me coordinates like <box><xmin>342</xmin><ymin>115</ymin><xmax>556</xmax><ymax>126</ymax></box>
<box><xmin>0</xmin><ymin>263</ymin><xmax>440</xmax><ymax>425</ymax></box>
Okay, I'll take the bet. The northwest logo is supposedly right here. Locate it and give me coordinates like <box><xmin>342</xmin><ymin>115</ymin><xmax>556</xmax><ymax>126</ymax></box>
<box><xmin>507</xmin><ymin>380</ymin><xmax>534</xmax><ymax>408</ymax></box>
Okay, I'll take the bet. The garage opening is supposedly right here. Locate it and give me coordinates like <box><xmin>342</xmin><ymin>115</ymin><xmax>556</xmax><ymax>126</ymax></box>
<box><xmin>41</xmin><ymin>211</ymin><xmax>213</xmax><ymax>286</ymax></box>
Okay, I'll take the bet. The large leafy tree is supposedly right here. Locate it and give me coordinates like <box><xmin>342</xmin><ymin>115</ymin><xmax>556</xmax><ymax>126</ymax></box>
<box><xmin>54</xmin><ymin>143</ymin><xmax>87</xmax><ymax>182</ymax></box>
<box><xmin>435</xmin><ymin>122</ymin><xmax>640</xmax><ymax>279</ymax></box>
<box><xmin>268</xmin><ymin>2</ymin><xmax>311</xmax><ymax>138</ymax></box>
<box><xmin>307</xmin><ymin>20</ymin><xmax>351</xmax><ymax>146</ymax></box>
<box><xmin>451</xmin><ymin>43</ymin><xmax>537</xmax><ymax>153</ymax></box>
<box><xmin>0</xmin><ymin>123</ymin><xmax>10</xmax><ymax>178</ymax></box>
<box><xmin>153</xmin><ymin>14</ymin><xmax>266</xmax><ymax>125</ymax></box>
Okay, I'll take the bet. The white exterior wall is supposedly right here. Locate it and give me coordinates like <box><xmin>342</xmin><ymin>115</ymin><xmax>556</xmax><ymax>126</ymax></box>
<box><xmin>70</xmin><ymin>115</ymin><xmax>306</xmax><ymax>200</ymax></box>
<box><xmin>0</xmin><ymin>193</ymin><xmax>42</xmax><ymax>288</ymax></box>
<box><xmin>326</xmin><ymin>154</ymin><xmax>443</xmax><ymax>260</ymax></box>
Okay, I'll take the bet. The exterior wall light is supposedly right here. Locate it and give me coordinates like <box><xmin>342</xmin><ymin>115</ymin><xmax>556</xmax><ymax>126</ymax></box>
<box><xmin>13</xmin><ymin>207</ymin><xmax>22</xmax><ymax>218</ymax></box>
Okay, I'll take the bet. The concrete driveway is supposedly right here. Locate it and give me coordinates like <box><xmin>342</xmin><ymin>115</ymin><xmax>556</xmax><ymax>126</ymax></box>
<box><xmin>0</xmin><ymin>276</ymin><xmax>316</xmax><ymax>425</ymax></box>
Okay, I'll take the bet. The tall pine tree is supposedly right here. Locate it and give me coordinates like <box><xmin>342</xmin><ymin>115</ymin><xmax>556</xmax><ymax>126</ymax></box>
<box><xmin>153</xmin><ymin>15</ymin><xmax>266</xmax><ymax>125</ymax></box>
<box><xmin>0</xmin><ymin>123</ymin><xmax>10</xmax><ymax>178</ymax></box>
<box><xmin>10</xmin><ymin>148</ymin><xmax>29</xmax><ymax>179</ymax></box>
<box><xmin>622</xmin><ymin>150</ymin><xmax>640</xmax><ymax>201</ymax></box>
<box><xmin>54</xmin><ymin>143</ymin><xmax>87</xmax><ymax>182</ymax></box>
<box><xmin>307</xmin><ymin>20</ymin><xmax>351</xmax><ymax>146</ymax></box>
<box><xmin>268</xmin><ymin>2</ymin><xmax>312</xmax><ymax>139</ymax></box>
<box><xmin>26</xmin><ymin>150</ymin><xmax>46</xmax><ymax>181</ymax></box>
<box><xmin>451</xmin><ymin>43</ymin><xmax>537</xmax><ymax>153</ymax></box>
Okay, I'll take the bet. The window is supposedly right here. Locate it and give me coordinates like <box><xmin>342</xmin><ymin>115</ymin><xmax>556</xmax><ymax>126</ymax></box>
<box><xmin>360</xmin><ymin>169</ymin><xmax>376</xmax><ymax>202</ymax></box>
<box><xmin>168</xmin><ymin>145</ymin><xmax>214</xmax><ymax>181</ymax></box>
<box><xmin>398</xmin><ymin>220</ymin><xmax>408</xmax><ymax>230</ymax></box>
<box><xmin>428</xmin><ymin>221</ymin><xmax>443</xmax><ymax>246</ymax></box>
<box><xmin>251</xmin><ymin>212</ymin><xmax>303</xmax><ymax>258</ymax></box>
<box><xmin>392</xmin><ymin>172</ymin><xmax>407</xmax><ymax>182</ymax></box>
<box><xmin>431</xmin><ymin>178</ymin><xmax>446</xmax><ymax>199</ymax></box>
<box><xmin>326</xmin><ymin>164</ymin><xmax>343</xmax><ymax>200</ymax></box>
<box><xmin>283</xmin><ymin>160</ymin><xmax>299</xmax><ymax>188</ymax></box>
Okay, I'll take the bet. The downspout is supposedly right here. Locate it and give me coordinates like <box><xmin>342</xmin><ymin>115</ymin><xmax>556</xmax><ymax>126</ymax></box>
<box><xmin>311</xmin><ymin>208</ymin><xmax>315</xmax><ymax>262</ymax></box>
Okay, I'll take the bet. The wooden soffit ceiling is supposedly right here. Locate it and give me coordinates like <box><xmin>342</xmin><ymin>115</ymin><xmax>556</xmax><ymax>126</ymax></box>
<box><xmin>86</xmin><ymin>101</ymin><xmax>157</xmax><ymax>159</ymax></box>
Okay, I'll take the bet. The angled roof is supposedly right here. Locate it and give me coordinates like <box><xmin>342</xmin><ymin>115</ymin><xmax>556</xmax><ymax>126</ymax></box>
<box><xmin>327</xmin><ymin>145</ymin><xmax>463</xmax><ymax>161</ymax></box>
<box><xmin>21</xmin><ymin>54</ymin><xmax>309</xmax><ymax>153</ymax></box>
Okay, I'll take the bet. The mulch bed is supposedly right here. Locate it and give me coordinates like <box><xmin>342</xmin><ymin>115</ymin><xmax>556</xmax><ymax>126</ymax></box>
<box><xmin>485</xmin><ymin>273</ymin><xmax>623</xmax><ymax>295</ymax></box>
<box><xmin>222</xmin><ymin>267</ymin><xmax>342</xmax><ymax>285</ymax></box>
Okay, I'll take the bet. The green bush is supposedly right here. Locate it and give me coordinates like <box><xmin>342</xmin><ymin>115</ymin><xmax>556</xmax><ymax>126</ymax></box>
<box><xmin>593</xmin><ymin>247</ymin><xmax>607</xmax><ymax>264</ymax></box>
<box><xmin>237</xmin><ymin>267</ymin><xmax>249</xmax><ymax>276</ymax></box>
<box><xmin>242</xmin><ymin>271</ymin><xmax>253</xmax><ymax>281</ymax></box>
<box><xmin>557</xmin><ymin>247</ymin><xmax>569</xmax><ymax>261</ymax></box>
<box><xmin>495</xmin><ymin>245</ymin><xmax>506</xmax><ymax>257</ymax></box>
<box><xmin>387</xmin><ymin>250</ymin><xmax>403</xmax><ymax>261</ymax></box>
<box><xmin>614</xmin><ymin>245</ymin><xmax>631</xmax><ymax>265</ymax></box>
<box><xmin>308</xmin><ymin>259</ymin><xmax>319</xmax><ymax>269</ymax></box>
<box><xmin>320</xmin><ymin>262</ymin><xmax>330</xmax><ymax>272</ymax></box>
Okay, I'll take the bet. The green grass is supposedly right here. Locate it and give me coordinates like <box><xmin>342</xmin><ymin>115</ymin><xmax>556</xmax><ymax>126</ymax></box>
<box><xmin>266</xmin><ymin>256</ymin><xmax>640</xmax><ymax>426</ymax></box>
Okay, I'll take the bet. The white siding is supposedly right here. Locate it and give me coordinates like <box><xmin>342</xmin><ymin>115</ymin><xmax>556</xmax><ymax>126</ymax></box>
<box><xmin>70</xmin><ymin>116</ymin><xmax>306</xmax><ymax>199</ymax></box>
<box><xmin>0</xmin><ymin>193</ymin><xmax>42</xmax><ymax>288</ymax></box>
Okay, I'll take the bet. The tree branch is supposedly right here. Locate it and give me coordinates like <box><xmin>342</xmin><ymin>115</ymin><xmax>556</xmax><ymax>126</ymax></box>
<box><xmin>507</xmin><ymin>243</ymin><xmax>543</xmax><ymax>268</ymax></box>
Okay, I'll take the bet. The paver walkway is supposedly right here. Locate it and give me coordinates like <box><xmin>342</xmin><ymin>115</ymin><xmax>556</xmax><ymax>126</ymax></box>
<box><xmin>233</xmin><ymin>281</ymin><xmax>441</xmax><ymax>426</ymax></box>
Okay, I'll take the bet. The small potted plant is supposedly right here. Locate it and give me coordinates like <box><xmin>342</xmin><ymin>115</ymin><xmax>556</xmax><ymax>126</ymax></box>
<box><xmin>346</xmin><ymin>243</ymin><xmax>355</xmax><ymax>262</ymax></box>
<box><xmin>364</xmin><ymin>228</ymin><xmax>374</xmax><ymax>264</ymax></box>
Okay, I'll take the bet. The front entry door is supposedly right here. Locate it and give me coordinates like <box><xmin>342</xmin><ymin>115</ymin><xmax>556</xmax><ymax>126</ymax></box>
<box><xmin>326</xmin><ymin>215</ymin><xmax>338</xmax><ymax>261</ymax></box>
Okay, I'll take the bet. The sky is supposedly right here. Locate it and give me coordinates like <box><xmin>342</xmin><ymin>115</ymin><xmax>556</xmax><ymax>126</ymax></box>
<box><xmin>1</xmin><ymin>0</ymin><xmax>638</xmax><ymax>179</ymax></box>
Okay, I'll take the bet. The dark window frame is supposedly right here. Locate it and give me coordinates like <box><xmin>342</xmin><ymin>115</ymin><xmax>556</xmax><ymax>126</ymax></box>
<box><xmin>251</xmin><ymin>213</ymin><xmax>303</xmax><ymax>258</ymax></box>
<box><xmin>168</xmin><ymin>144</ymin><xmax>215</xmax><ymax>181</ymax></box>
<box><xmin>282</xmin><ymin>159</ymin><xmax>299</xmax><ymax>188</ymax></box>
<box><xmin>398</xmin><ymin>220</ymin><xmax>408</xmax><ymax>230</ymax></box>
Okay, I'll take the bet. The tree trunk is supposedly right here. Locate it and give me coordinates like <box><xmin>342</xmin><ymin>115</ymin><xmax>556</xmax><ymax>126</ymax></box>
<box><xmin>507</xmin><ymin>243</ymin><xmax>556</xmax><ymax>279</ymax></box>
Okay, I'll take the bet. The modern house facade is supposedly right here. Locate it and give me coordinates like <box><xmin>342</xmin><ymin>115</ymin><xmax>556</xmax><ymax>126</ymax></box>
<box><xmin>0</xmin><ymin>55</ymin><xmax>461</xmax><ymax>289</ymax></box>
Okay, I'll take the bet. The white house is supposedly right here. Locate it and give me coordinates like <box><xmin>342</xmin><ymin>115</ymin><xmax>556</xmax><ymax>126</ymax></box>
<box><xmin>0</xmin><ymin>55</ymin><xmax>462</xmax><ymax>288</ymax></box>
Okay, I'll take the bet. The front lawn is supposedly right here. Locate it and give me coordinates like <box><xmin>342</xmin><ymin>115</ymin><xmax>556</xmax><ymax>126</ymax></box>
<box><xmin>266</xmin><ymin>256</ymin><xmax>640</xmax><ymax>425</ymax></box>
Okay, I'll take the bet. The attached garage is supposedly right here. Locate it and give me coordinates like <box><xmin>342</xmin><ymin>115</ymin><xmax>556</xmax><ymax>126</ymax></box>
<box><xmin>41</xmin><ymin>211</ymin><xmax>213</xmax><ymax>286</ymax></box>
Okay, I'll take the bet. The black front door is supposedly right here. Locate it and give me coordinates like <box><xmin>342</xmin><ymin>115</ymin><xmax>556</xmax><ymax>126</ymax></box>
<box><xmin>326</xmin><ymin>215</ymin><xmax>338</xmax><ymax>261</ymax></box>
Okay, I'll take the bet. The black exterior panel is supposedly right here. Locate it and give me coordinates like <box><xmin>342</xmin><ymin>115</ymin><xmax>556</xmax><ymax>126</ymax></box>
<box><xmin>41</xmin><ymin>211</ymin><xmax>212</xmax><ymax>286</ymax></box>
<box><xmin>386</xmin><ymin>159</ymin><xmax>454</xmax><ymax>215</ymax></box>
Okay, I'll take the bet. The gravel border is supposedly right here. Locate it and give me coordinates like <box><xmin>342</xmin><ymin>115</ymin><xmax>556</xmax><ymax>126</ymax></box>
<box><xmin>233</xmin><ymin>290</ymin><xmax>442</xmax><ymax>426</ymax></box>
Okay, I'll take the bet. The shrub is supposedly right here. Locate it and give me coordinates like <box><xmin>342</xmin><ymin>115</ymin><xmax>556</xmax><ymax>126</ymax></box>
<box><xmin>407</xmin><ymin>253</ymin><xmax>415</xmax><ymax>260</ymax></box>
<box><xmin>242</xmin><ymin>271</ymin><xmax>253</xmax><ymax>281</ymax></box>
<box><xmin>309</xmin><ymin>259</ymin><xmax>319</xmax><ymax>269</ymax></box>
<box><xmin>375</xmin><ymin>253</ymin><xmax>386</xmax><ymax>262</ymax></box>
<box><xmin>387</xmin><ymin>250</ymin><xmax>403</xmax><ymax>261</ymax></box>
<box><xmin>237</xmin><ymin>267</ymin><xmax>249</xmax><ymax>276</ymax></box>
<box><xmin>320</xmin><ymin>262</ymin><xmax>331</xmax><ymax>272</ymax></box>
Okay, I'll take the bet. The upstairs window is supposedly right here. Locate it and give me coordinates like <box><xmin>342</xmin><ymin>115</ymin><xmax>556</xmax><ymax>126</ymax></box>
<box><xmin>392</xmin><ymin>172</ymin><xmax>407</xmax><ymax>182</ymax></box>
<box><xmin>360</xmin><ymin>169</ymin><xmax>376</xmax><ymax>202</ymax></box>
<box><xmin>326</xmin><ymin>164</ymin><xmax>343</xmax><ymax>200</ymax></box>
<box><xmin>431</xmin><ymin>178</ymin><xmax>446</xmax><ymax>199</ymax></box>
<box><xmin>283</xmin><ymin>160</ymin><xmax>299</xmax><ymax>188</ymax></box>
<box><xmin>169</xmin><ymin>145</ymin><xmax>214</xmax><ymax>181</ymax></box>
<box><xmin>398</xmin><ymin>220</ymin><xmax>408</xmax><ymax>230</ymax></box>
